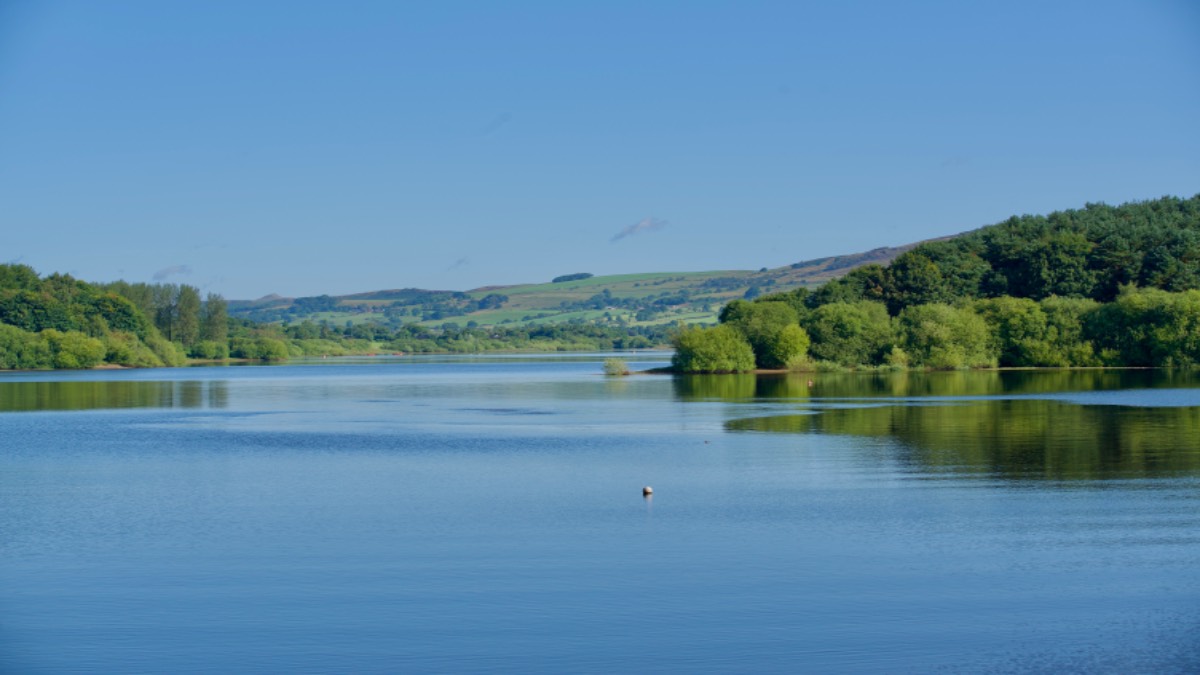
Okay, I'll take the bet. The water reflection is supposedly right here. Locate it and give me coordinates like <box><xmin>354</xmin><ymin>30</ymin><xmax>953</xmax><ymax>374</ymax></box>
<box><xmin>728</xmin><ymin>401</ymin><xmax>1200</xmax><ymax>479</ymax></box>
<box><xmin>0</xmin><ymin>380</ymin><xmax>228</xmax><ymax>412</ymax></box>
<box><xmin>677</xmin><ymin>369</ymin><xmax>1200</xmax><ymax>401</ymax></box>
<box><xmin>674</xmin><ymin>370</ymin><xmax>1200</xmax><ymax>480</ymax></box>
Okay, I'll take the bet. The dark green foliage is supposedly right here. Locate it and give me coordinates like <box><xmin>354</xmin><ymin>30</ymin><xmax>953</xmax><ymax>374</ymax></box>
<box><xmin>807</xmin><ymin>264</ymin><xmax>891</xmax><ymax>308</ymax></box>
<box><xmin>766</xmin><ymin>195</ymin><xmax>1200</xmax><ymax>315</ymax></box>
<box><xmin>753</xmin><ymin>287</ymin><xmax>811</xmax><ymax>321</ymax></box>
<box><xmin>201</xmin><ymin>293</ymin><xmax>228</xmax><ymax>343</ymax></box>
<box><xmin>40</xmin><ymin>329</ymin><xmax>106</xmax><ymax>369</ymax></box>
<box><xmin>1040</xmin><ymin>296</ymin><xmax>1101</xmax><ymax>366</ymax></box>
<box><xmin>0</xmin><ymin>323</ymin><xmax>52</xmax><ymax>369</ymax></box>
<box><xmin>974</xmin><ymin>296</ymin><xmax>1100</xmax><ymax>367</ymax></box>
<box><xmin>174</xmin><ymin>285</ymin><xmax>202</xmax><ymax>348</ymax></box>
<box><xmin>719</xmin><ymin>300</ymin><xmax>804</xmax><ymax>368</ymax></box>
<box><xmin>671</xmin><ymin>325</ymin><xmax>756</xmax><ymax>373</ymax></box>
<box><xmin>0</xmin><ymin>264</ymin><xmax>41</xmax><ymax>291</ymax></box>
<box><xmin>104</xmin><ymin>331</ymin><xmax>166</xmax><ymax>367</ymax></box>
<box><xmin>974</xmin><ymin>297</ymin><xmax>1057</xmax><ymax>366</ymax></box>
<box><xmin>552</xmin><ymin>273</ymin><xmax>593</xmax><ymax>283</ymax></box>
<box><xmin>1086</xmin><ymin>287</ymin><xmax>1200</xmax><ymax>367</ymax></box>
<box><xmin>190</xmin><ymin>340</ymin><xmax>230</xmax><ymax>360</ymax></box>
<box><xmin>758</xmin><ymin>324</ymin><xmax>810</xmax><ymax>369</ymax></box>
<box><xmin>803</xmin><ymin>301</ymin><xmax>894</xmax><ymax>366</ymax></box>
<box><xmin>896</xmin><ymin>304</ymin><xmax>996</xmax><ymax>369</ymax></box>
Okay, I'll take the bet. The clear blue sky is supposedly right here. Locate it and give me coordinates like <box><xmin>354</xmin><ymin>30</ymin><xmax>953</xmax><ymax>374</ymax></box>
<box><xmin>1</xmin><ymin>0</ymin><xmax>1197</xmax><ymax>299</ymax></box>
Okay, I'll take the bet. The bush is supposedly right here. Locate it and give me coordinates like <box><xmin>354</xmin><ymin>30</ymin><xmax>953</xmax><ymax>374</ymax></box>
<box><xmin>803</xmin><ymin>301</ymin><xmax>894</xmax><ymax>367</ymax></box>
<box><xmin>40</xmin><ymin>329</ymin><xmax>106</xmax><ymax>369</ymax></box>
<box><xmin>144</xmin><ymin>332</ymin><xmax>188</xmax><ymax>366</ymax></box>
<box><xmin>897</xmin><ymin>303</ymin><xmax>996</xmax><ymax>369</ymax></box>
<box><xmin>671</xmin><ymin>325</ymin><xmax>756</xmax><ymax>373</ymax></box>
<box><xmin>758</xmin><ymin>324</ymin><xmax>810</xmax><ymax>369</ymax></box>
<box><xmin>103</xmin><ymin>331</ymin><xmax>164</xmax><ymax>367</ymax></box>
<box><xmin>256</xmin><ymin>337</ymin><xmax>290</xmax><ymax>361</ymax></box>
<box><xmin>720</xmin><ymin>300</ymin><xmax>801</xmax><ymax>368</ymax></box>
<box><xmin>1086</xmin><ymin>287</ymin><xmax>1200</xmax><ymax>366</ymax></box>
<box><xmin>190</xmin><ymin>340</ymin><xmax>229</xmax><ymax>360</ymax></box>
<box><xmin>603</xmin><ymin>358</ymin><xmax>630</xmax><ymax>376</ymax></box>
<box><xmin>0</xmin><ymin>323</ymin><xmax>52</xmax><ymax>369</ymax></box>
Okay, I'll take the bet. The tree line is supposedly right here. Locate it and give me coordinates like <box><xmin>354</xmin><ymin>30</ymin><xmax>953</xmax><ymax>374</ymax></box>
<box><xmin>0</xmin><ymin>263</ymin><xmax>671</xmax><ymax>369</ymax></box>
<box><xmin>0</xmin><ymin>265</ymin><xmax>232</xmax><ymax>369</ymax></box>
<box><xmin>673</xmin><ymin>195</ymin><xmax>1200</xmax><ymax>372</ymax></box>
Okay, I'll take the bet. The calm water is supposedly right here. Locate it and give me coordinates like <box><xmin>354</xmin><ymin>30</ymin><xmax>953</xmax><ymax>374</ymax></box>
<box><xmin>2</xmin><ymin>355</ymin><xmax>1200</xmax><ymax>673</ymax></box>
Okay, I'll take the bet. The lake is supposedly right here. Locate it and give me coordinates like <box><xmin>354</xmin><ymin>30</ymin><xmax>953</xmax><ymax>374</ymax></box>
<box><xmin>2</xmin><ymin>354</ymin><xmax>1199</xmax><ymax>673</ymax></box>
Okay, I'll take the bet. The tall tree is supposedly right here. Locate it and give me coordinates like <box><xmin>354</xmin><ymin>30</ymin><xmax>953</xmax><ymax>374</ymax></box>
<box><xmin>200</xmin><ymin>293</ymin><xmax>228</xmax><ymax>343</ymax></box>
<box><xmin>174</xmin><ymin>285</ymin><xmax>202</xmax><ymax>348</ymax></box>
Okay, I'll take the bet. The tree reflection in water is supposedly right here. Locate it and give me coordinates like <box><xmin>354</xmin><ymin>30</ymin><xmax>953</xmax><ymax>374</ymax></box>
<box><xmin>673</xmin><ymin>370</ymin><xmax>1200</xmax><ymax>480</ymax></box>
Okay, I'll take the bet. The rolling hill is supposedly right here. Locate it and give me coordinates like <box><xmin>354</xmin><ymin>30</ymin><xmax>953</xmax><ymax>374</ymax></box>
<box><xmin>228</xmin><ymin>238</ymin><xmax>943</xmax><ymax>329</ymax></box>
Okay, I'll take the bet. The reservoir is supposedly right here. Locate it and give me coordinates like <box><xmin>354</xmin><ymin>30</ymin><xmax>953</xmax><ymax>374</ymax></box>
<box><xmin>2</xmin><ymin>354</ymin><xmax>1199</xmax><ymax>672</ymax></box>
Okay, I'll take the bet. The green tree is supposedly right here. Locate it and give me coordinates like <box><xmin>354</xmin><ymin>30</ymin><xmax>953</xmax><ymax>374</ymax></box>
<box><xmin>200</xmin><ymin>293</ymin><xmax>228</xmax><ymax>343</ymax></box>
<box><xmin>803</xmin><ymin>301</ymin><xmax>893</xmax><ymax>366</ymax></box>
<box><xmin>720</xmin><ymin>300</ymin><xmax>800</xmax><ymax>368</ymax></box>
<box><xmin>671</xmin><ymin>325</ymin><xmax>756</xmax><ymax>373</ymax></box>
<box><xmin>975</xmin><ymin>297</ymin><xmax>1055</xmax><ymax>366</ymax></box>
<box><xmin>897</xmin><ymin>304</ymin><xmax>996</xmax><ymax>369</ymax></box>
<box><xmin>174</xmin><ymin>285</ymin><xmax>202</xmax><ymax>348</ymax></box>
<box><xmin>1039</xmin><ymin>296</ymin><xmax>1100</xmax><ymax>366</ymax></box>
<box><xmin>758</xmin><ymin>323</ymin><xmax>810</xmax><ymax>369</ymax></box>
<box><xmin>0</xmin><ymin>323</ymin><xmax>52</xmax><ymax>369</ymax></box>
<box><xmin>39</xmin><ymin>329</ymin><xmax>106</xmax><ymax>369</ymax></box>
<box><xmin>0</xmin><ymin>264</ymin><xmax>41</xmax><ymax>291</ymax></box>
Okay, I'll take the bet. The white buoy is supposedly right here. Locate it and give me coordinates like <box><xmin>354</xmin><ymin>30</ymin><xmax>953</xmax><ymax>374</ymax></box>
<box><xmin>643</xmin><ymin>486</ymin><xmax>653</xmax><ymax>496</ymax></box>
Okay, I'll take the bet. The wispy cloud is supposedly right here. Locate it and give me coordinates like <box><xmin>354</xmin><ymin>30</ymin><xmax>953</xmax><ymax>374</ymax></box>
<box><xmin>447</xmin><ymin>257</ymin><xmax>469</xmax><ymax>271</ymax></box>
<box><xmin>611</xmin><ymin>217</ymin><xmax>667</xmax><ymax>243</ymax></box>
<box><xmin>479</xmin><ymin>112</ymin><xmax>512</xmax><ymax>136</ymax></box>
<box><xmin>153</xmin><ymin>264</ymin><xmax>192</xmax><ymax>281</ymax></box>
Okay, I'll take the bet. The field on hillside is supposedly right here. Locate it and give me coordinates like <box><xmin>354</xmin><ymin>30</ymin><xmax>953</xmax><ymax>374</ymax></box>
<box><xmin>227</xmin><ymin>240</ymin><xmax>928</xmax><ymax>328</ymax></box>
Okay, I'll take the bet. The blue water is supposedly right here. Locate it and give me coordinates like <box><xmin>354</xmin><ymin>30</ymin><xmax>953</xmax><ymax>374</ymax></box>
<box><xmin>2</xmin><ymin>356</ymin><xmax>1199</xmax><ymax>673</ymax></box>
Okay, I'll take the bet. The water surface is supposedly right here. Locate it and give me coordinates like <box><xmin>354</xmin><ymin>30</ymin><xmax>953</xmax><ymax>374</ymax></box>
<box><xmin>2</xmin><ymin>357</ymin><xmax>1199</xmax><ymax>673</ymax></box>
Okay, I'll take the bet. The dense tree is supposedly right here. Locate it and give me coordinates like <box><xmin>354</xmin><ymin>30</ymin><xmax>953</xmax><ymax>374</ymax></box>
<box><xmin>758</xmin><ymin>324</ymin><xmax>810</xmax><ymax>369</ymax></box>
<box><xmin>896</xmin><ymin>304</ymin><xmax>996</xmax><ymax>369</ymax></box>
<box><xmin>974</xmin><ymin>297</ymin><xmax>1056</xmax><ymax>367</ymax></box>
<box><xmin>40</xmin><ymin>329</ymin><xmax>106</xmax><ymax>369</ymax></box>
<box><xmin>769</xmin><ymin>195</ymin><xmax>1200</xmax><ymax>314</ymax></box>
<box><xmin>0</xmin><ymin>323</ymin><xmax>51</xmax><ymax>369</ymax></box>
<box><xmin>1086</xmin><ymin>287</ymin><xmax>1200</xmax><ymax>367</ymax></box>
<box><xmin>174</xmin><ymin>285</ymin><xmax>202</xmax><ymax>348</ymax></box>
<box><xmin>200</xmin><ymin>293</ymin><xmax>228</xmax><ymax>343</ymax></box>
<box><xmin>803</xmin><ymin>301</ymin><xmax>893</xmax><ymax>366</ymax></box>
<box><xmin>671</xmin><ymin>325</ymin><xmax>756</xmax><ymax>373</ymax></box>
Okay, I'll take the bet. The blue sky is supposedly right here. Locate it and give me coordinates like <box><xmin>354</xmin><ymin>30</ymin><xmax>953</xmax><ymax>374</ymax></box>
<box><xmin>1</xmin><ymin>0</ymin><xmax>1197</xmax><ymax>299</ymax></box>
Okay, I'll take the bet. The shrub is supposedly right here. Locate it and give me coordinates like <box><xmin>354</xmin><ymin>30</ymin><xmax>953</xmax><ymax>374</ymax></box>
<box><xmin>671</xmin><ymin>325</ymin><xmax>756</xmax><ymax>373</ymax></box>
<box><xmin>897</xmin><ymin>303</ymin><xmax>996</xmax><ymax>369</ymax></box>
<box><xmin>40</xmin><ymin>329</ymin><xmax>106</xmax><ymax>369</ymax></box>
<box><xmin>144</xmin><ymin>332</ymin><xmax>188</xmax><ymax>366</ymax></box>
<box><xmin>803</xmin><ymin>301</ymin><xmax>894</xmax><ymax>366</ymax></box>
<box><xmin>0</xmin><ymin>323</ymin><xmax>52</xmax><ymax>369</ymax></box>
<box><xmin>190</xmin><ymin>340</ymin><xmax>230</xmax><ymax>360</ymax></box>
<box><xmin>759</xmin><ymin>324</ymin><xmax>811</xmax><ymax>369</ymax></box>
<box><xmin>103</xmin><ymin>331</ymin><xmax>164</xmax><ymax>367</ymax></box>
<box><xmin>603</xmin><ymin>358</ymin><xmax>630</xmax><ymax>376</ymax></box>
<box><xmin>256</xmin><ymin>337</ymin><xmax>290</xmax><ymax>361</ymax></box>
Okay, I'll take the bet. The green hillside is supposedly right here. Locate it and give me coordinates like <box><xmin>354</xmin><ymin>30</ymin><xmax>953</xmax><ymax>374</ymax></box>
<box><xmin>228</xmin><ymin>241</ymin><xmax>928</xmax><ymax>329</ymax></box>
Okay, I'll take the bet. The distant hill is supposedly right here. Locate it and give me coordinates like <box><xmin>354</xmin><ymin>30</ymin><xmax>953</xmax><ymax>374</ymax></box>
<box><xmin>228</xmin><ymin>237</ymin><xmax>945</xmax><ymax>328</ymax></box>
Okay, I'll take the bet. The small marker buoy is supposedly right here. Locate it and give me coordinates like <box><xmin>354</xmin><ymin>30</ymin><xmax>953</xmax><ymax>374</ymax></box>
<box><xmin>642</xmin><ymin>486</ymin><xmax>653</xmax><ymax>496</ymax></box>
